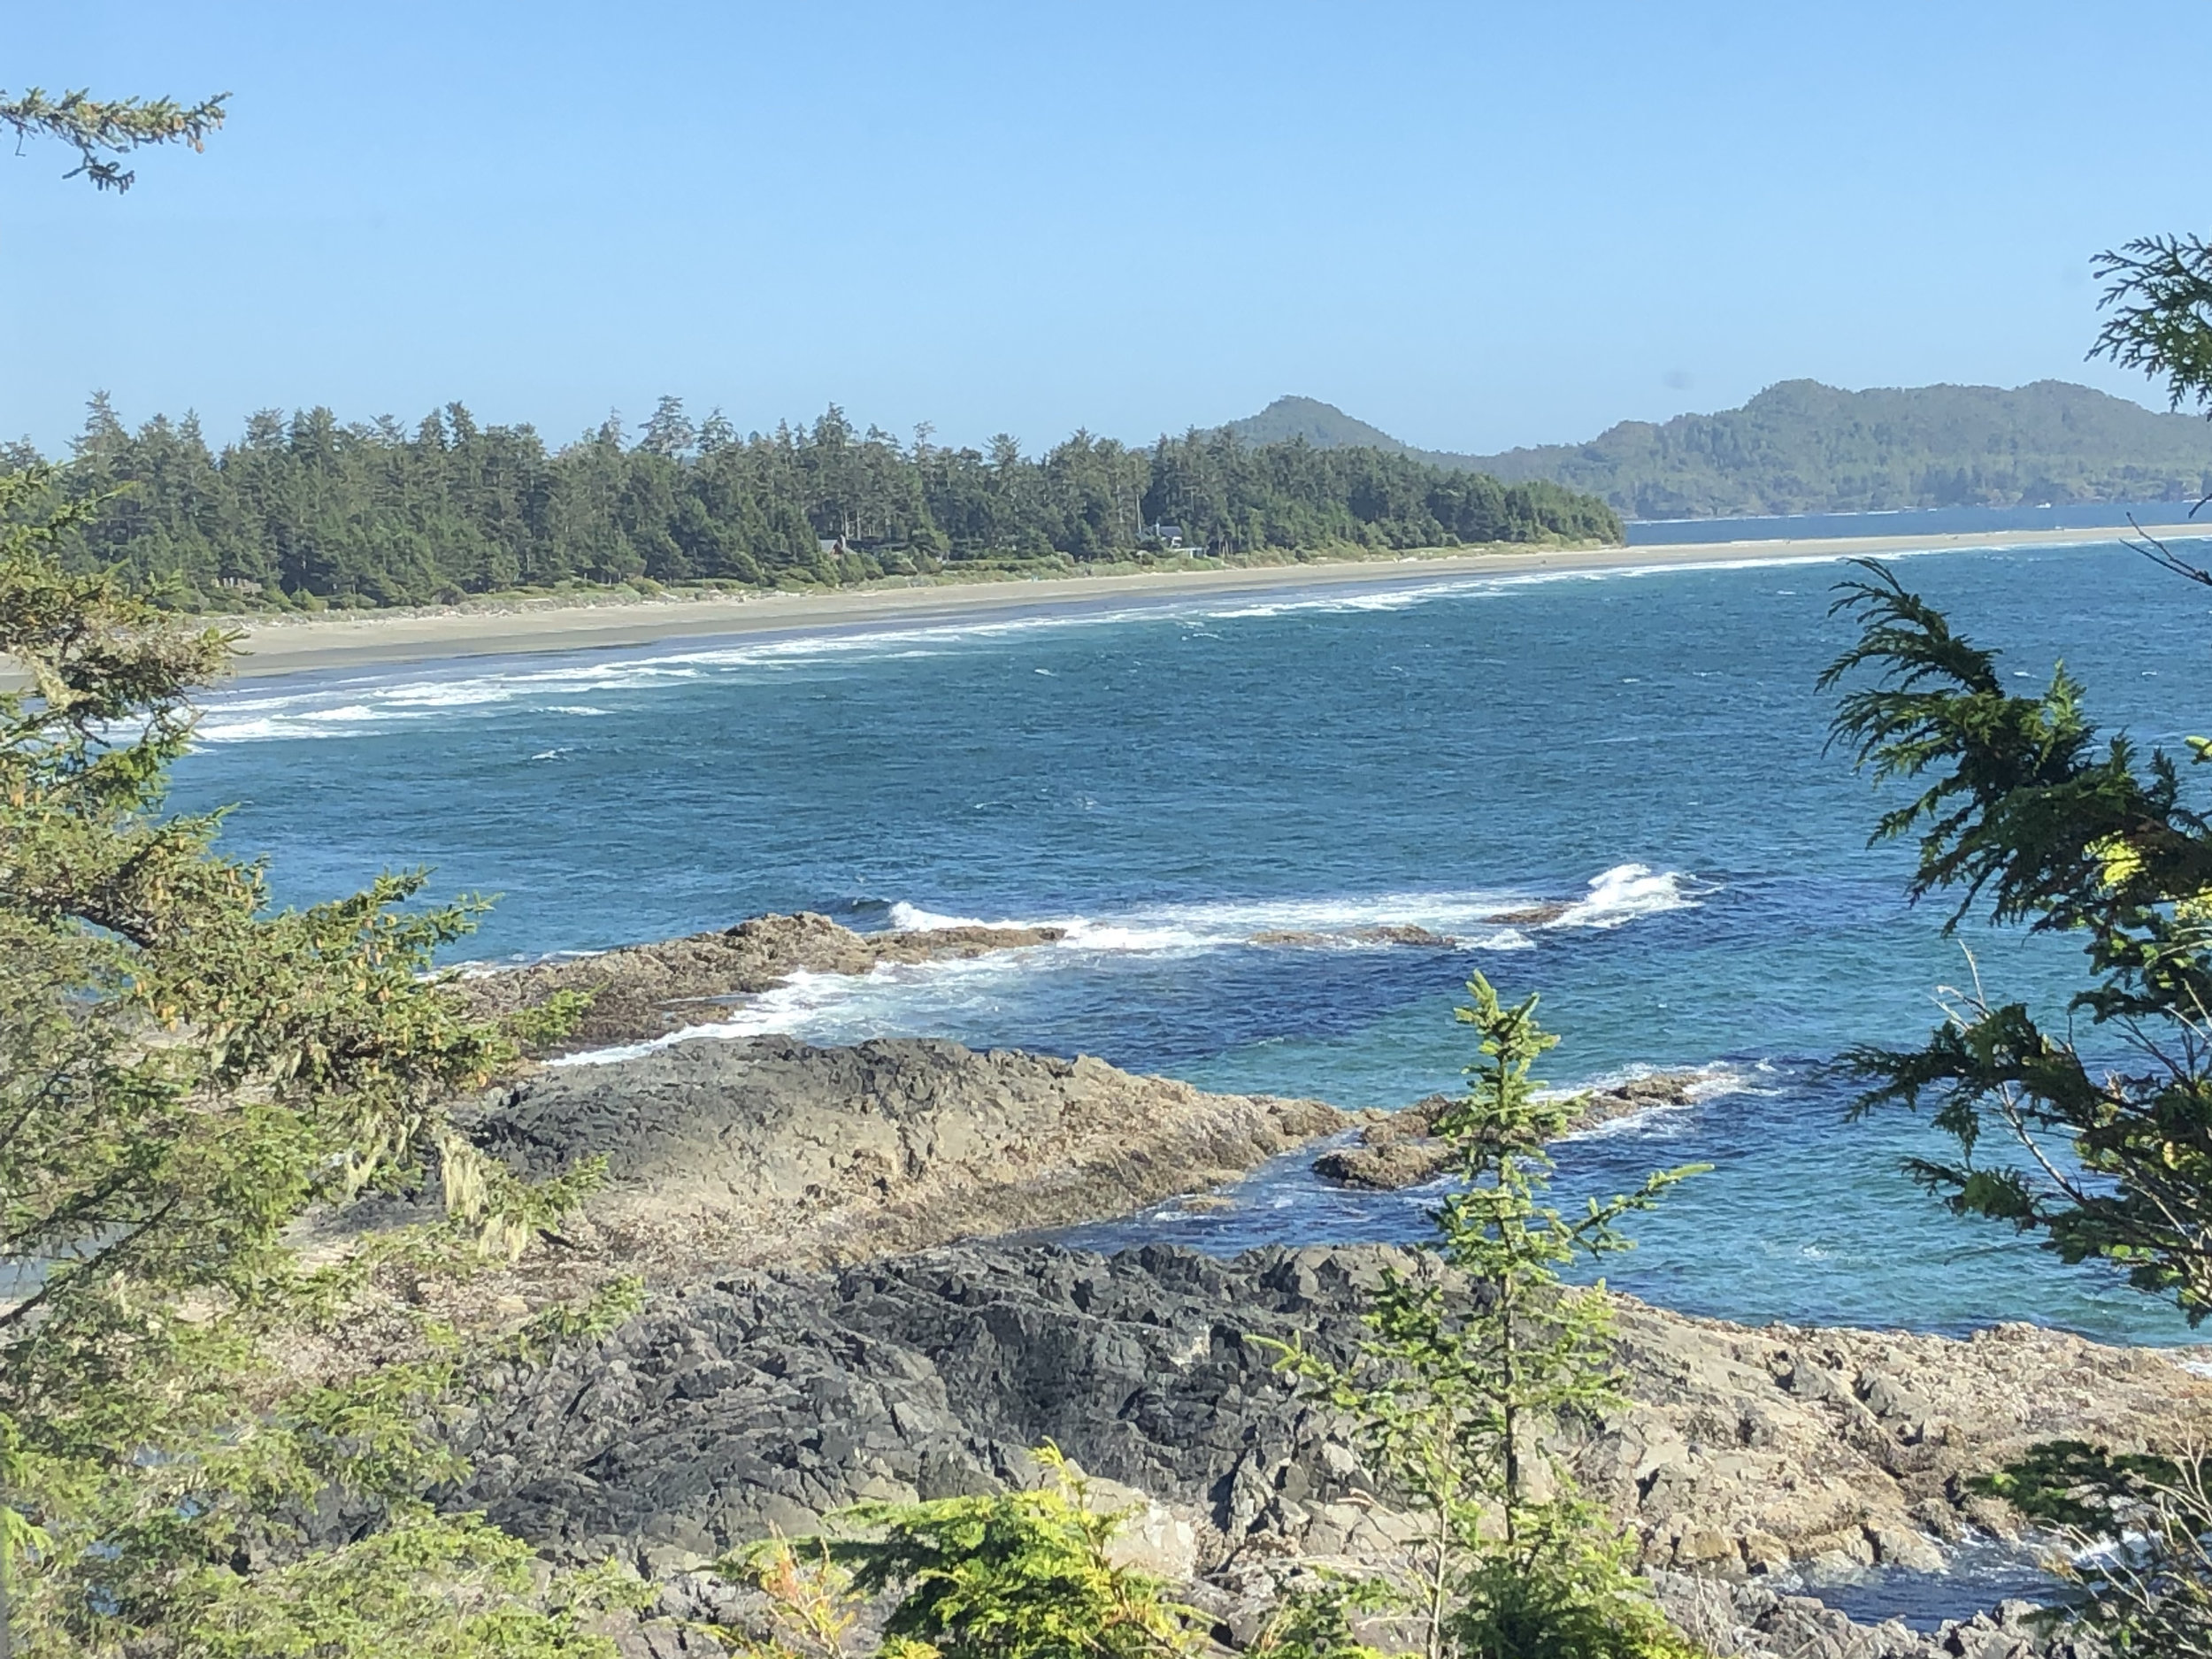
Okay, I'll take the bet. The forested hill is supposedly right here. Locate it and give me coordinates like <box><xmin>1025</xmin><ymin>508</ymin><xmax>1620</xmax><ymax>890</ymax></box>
<box><xmin>0</xmin><ymin>397</ymin><xmax>1620</xmax><ymax>610</ymax></box>
<box><xmin>1229</xmin><ymin>381</ymin><xmax>2212</xmax><ymax>518</ymax></box>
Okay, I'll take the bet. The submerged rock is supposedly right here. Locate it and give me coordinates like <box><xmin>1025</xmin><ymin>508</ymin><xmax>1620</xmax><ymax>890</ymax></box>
<box><xmin>457</xmin><ymin>911</ymin><xmax>1065</xmax><ymax>1056</ymax></box>
<box><xmin>1489</xmin><ymin>902</ymin><xmax>1571</xmax><ymax>926</ymax></box>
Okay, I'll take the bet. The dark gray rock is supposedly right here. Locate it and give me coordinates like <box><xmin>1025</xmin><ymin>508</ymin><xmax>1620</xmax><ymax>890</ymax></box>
<box><xmin>455</xmin><ymin>1242</ymin><xmax>1395</xmax><ymax>1564</ymax></box>
<box><xmin>453</xmin><ymin>1237</ymin><xmax>2205</xmax><ymax>1586</ymax></box>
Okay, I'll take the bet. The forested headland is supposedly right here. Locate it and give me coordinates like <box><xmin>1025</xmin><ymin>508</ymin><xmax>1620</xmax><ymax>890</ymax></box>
<box><xmin>1233</xmin><ymin>379</ymin><xmax>2212</xmax><ymax>518</ymax></box>
<box><xmin>0</xmin><ymin>396</ymin><xmax>1622</xmax><ymax>610</ymax></box>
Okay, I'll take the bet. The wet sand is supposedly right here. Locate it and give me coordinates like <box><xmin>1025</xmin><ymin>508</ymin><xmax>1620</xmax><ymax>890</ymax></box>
<box><xmin>196</xmin><ymin>526</ymin><xmax>2139</xmax><ymax>679</ymax></box>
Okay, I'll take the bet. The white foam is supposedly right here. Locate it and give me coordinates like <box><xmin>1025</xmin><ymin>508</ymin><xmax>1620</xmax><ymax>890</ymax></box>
<box><xmin>1464</xmin><ymin>927</ymin><xmax>1536</xmax><ymax>951</ymax></box>
<box><xmin>1554</xmin><ymin>1062</ymin><xmax>1749</xmax><ymax>1141</ymax></box>
<box><xmin>887</xmin><ymin>892</ymin><xmax>1526</xmax><ymax>955</ymax></box>
<box><xmin>887</xmin><ymin>866</ymin><xmax>1702</xmax><ymax>956</ymax></box>
<box><xmin>191</xmin><ymin>610</ymin><xmax>1194</xmax><ymax>744</ymax></box>
<box><xmin>549</xmin><ymin>967</ymin><xmax>881</xmax><ymax>1064</ymax></box>
<box><xmin>178</xmin><ymin>564</ymin><xmax>1778</xmax><ymax>745</ymax></box>
<box><xmin>1546</xmin><ymin>863</ymin><xmax>1705</xmax><ymax>929</ymax></box>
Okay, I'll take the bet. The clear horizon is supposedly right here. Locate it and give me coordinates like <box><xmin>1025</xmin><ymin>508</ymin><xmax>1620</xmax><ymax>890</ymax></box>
<box><xmin>4</xmin><ymin>1</ymin><xmax>2202</xmax><ymax>457</ymax></box>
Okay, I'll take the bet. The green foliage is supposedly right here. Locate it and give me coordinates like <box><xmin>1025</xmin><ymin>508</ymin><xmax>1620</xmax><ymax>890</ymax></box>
<box><xmin>0</xmin><ymin>87</ymin><xmax>227</xmax><ymax>191</ymax></box>
<box><xmin>0</xmin><ymin>470</ymin><xmax>634</xmax><ymax>1653</ymax></box>
<box><xmin>1965</xmin><ymin>1445</ymin><xmax>2212</xmax><ymax>1655</ymax></box>
<box><xmin>1826</xmin><ymin>219</ymin><xmax>2212</xmax><ymax>1646</ymax></box>
<box><xmin>161</xmin><ymin>1509</ymin><xmax>644</xmax><ymax>1659</ymax></box>
<box><xmin>1270</xmin><ymin>977</ymin><xmax>1704</xmax><ymax>1659</ymax></box>
<box><xmin>0</xmin><ymin>399</ymin><xmax>1621</xmax><ymax>611</ymax></box>
<box><xmin>726</xmin><ymin>1447</ymin><xmax>1197</xmax><ymax>1659</ymax></box>
<box><xmin>1248</xmin><ymin>1576</ymin><xmax>1394</xmax><ymax>1659</ymax></box>
<box><xmin>829</xmin><ymin>1447</ymin><xmax>1199</xmax><ymax>1659</ymax></box>
<box><xmin>1448</xmin><ymin>1528</ymin><xmax>1698</xmax><ymax>1659</ymax></box>
<box><xmin>1823</xmin><ymin>557</ymin><xmax>2212</xmax><ymax>1315</ymax></box>
<box><xmin>1965</xmin><ymin>1439</ymin><xmax>2181</xmax><ymax>1532</ymax></box>
<box><xmin>718</xmin><ymin>1535</ymin><xmax>871</xmax><ymax>1659</ymax></box>
<box><xmin>1230</xmin><ymin>381</ymin><xmax>2212</xmax><ymax>518</ymax></box>
<box><xmin>2093</xmin><ymin>233</ymin><xmax>2212</xmax><ymax>419</ymax></box>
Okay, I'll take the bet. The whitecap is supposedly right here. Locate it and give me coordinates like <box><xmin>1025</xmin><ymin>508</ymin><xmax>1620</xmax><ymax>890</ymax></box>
<box><xmin>1545</xmin><ymin>863</ymin><xmax>1707</xmax><ymax>929</ymax></box>
<box><xmin>887</xmin><ymin>869</ymin><xmax>1701</xmax><ymax>958</ymax></box>
<box><xmin>549</xmin><ymin>966</ymin><xmax>884</xmax><ymax>1064</ymax></box>
<box><xmin>1554</xmin><ymin>1062</ymin><xmax>1750</xmax><ymax>1141</ymax></box>
<box><xmin>1463</xmin><ymin>927</ymin><xmax>1535</xmax><ymax>951</ymax></box>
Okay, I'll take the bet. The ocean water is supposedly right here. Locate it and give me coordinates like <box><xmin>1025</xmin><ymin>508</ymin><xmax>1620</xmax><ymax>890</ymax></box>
<box><xmin>172</xmin><ymin>538</ymin><xmax>2212</xmax><ymax>1347</ymax></box>
<box><xmin>1627</xmin><ymin>498</ymin><xmax>2211</xmax><ymax>544</ymax></box>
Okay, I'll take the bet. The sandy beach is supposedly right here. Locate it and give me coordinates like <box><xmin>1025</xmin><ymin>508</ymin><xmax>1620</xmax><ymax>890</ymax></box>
<box><xmin>185</xmin><ymin>524</ymin><xmax>2144</xmax><ymax>680</ymax></box>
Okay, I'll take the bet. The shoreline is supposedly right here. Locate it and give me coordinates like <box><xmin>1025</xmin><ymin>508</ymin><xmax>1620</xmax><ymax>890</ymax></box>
<box><xmin>207</xmin><ymin>525</ymin><xmax>2142</xmax><ymax>680</ymax></box>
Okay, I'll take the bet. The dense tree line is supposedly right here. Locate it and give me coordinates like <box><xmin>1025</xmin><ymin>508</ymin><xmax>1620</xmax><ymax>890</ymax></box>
<box><xmin>0</xmin><ymin>396</ymin><xmax>1622</xmax><ymax>609</ymax></box>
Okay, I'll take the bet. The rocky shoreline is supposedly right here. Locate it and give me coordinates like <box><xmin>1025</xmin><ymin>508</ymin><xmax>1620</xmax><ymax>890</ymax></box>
<box><xmin>457</xmin><ymin>911</ymin><xmax>1068</xmax><ymax>1057</ymax></box>
<box><xmin>1316</xmin><ymin>1071</ymin><xmax>1710</xmax><ymax>1189</ymax></box>
<box><xmin>461</xmin><ymin>1240</ymin><xmax>2211</xmax><ymax>1578</ymax></box>
<box><xmin>464</xmin><ymin>1240</ymin><xmax>2173</xmax><ymax>1658</ymax></box>
<box><xmin>405</xmin><ymin>915</ymin><xmax>2210</xmax><ymax>1655</ymax></box>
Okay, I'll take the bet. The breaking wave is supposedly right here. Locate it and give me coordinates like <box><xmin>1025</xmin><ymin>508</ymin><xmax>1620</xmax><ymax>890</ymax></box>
<box><xmin>546</xmin><ymin>865</ymin><xmax>1709</xmax><ymax>1064</ymax></box>
<box><xmin>188</xmin><ymin>559</ymin><xmax>1787</xmax><ymax>747</ymax></box>
<box><xmin>884</xmin><ymin>863</ymin><xmax>1705</xmax><ymax>952</ymax></box>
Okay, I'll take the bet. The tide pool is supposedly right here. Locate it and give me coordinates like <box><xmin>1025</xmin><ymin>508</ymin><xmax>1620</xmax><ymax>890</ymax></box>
<box><xmin>172</xmin><ymin>540</ymin><xmax>2212</xmax><ymax>1344</ymax></box>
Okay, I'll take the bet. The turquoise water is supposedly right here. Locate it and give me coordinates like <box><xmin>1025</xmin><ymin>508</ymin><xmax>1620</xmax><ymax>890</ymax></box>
<box><xmin>173</xmin><ymin>541</ymin><xmax>2212</xmax><ymax>1345</ymax></box>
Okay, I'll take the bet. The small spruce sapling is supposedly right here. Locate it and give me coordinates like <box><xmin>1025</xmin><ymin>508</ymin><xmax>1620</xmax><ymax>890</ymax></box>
<box><xmin>1271</xmin><ymin>975</ymin><xmax>1707</xmax><ymax>1659</ymax></box>
<box><xmin>722</xmin><ymin>1446</ymin><xmax>1199</xmax><ymax>1659</ymax></box>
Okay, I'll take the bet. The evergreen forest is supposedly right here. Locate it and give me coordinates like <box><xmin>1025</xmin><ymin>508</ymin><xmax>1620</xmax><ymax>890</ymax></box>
<box><xmin>1232</xmin><ymin>380</ymin><xmax>2212</xmax><ymax>518</ymax></box>
<box><xmin>0</xmin><ymin>396</ymin><xmax>1623</xmax><ymax>610</ymax></box>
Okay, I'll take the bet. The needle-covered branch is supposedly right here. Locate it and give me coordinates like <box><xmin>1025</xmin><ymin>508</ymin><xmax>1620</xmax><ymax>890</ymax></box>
<box><xmin>0</xmin><ymin>87</ymin><xmax>227</xmax><ymax>191</ymax></box>
<box><xmin>1825</xmin><ymin>557</ymin><xmax>2212</xmax><ymax>1318</ymax></box>
<box><xmin>2093</xmin><ymin>233</ymin><xmax>2212</xmax><ymax>418</ymax></box>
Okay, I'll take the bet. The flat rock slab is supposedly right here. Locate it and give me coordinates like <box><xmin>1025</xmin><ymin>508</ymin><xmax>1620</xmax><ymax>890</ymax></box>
<box><xmin>468</xmin><ymin>1036</ymin><xmax>1342</xmax><ymax>1275</ymax></box>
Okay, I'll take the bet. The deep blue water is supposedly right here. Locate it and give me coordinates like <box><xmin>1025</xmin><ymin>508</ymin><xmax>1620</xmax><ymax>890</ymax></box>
<box><xmin>1627</xmin><ymin>498</ymin><xmax>2208</xmax><ymax>544</ymax></box>
<box><xmin>173</xmin><ymin>538</ymin><xmax>2212</xmax><ymax>1348</ymax></box>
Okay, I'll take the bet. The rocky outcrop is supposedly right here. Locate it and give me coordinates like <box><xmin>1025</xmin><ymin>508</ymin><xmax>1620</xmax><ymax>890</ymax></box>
<box><xmin>465</xmin><ymin>1037</ymin><xmax>1343</xmax><ymax>1275</ymax></box>
<box><xmin>1314</xmin><ymin>1072</ymin><xmax>1706</xmax><ymax>1190</ymax></box>
<box><xmin>457</xmin><ymin>1240</ymin><xmax>2212</xmax><ymax>1587</ymax></box>
<box><xmin>1489</xmin><ymin>902</ymin><xmax>1571</xmax><ymax>926</ymax></box>
<box><xmin>457</xmin><ymin>912</ymin><xmax>1065</xmax><ymax>1056</ymax></box>
<box><xmin>1248</xmin><ymin>925</ymin><xmax>1457</xmax><ymax>949</ymax></box>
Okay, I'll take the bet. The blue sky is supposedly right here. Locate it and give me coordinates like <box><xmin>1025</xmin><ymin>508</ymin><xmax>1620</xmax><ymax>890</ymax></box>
<box><xmin>3</xmin><ymin>2</ymin><xmax>2201</xmax><ymax>457</ymax></box>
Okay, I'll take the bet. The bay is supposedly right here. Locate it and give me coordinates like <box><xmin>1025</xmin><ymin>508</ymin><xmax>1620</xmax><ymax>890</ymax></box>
<box><xmin>171</xmin><ymin>540</ymin><xmax>2212</xmax><ymax>1345</ymax></box>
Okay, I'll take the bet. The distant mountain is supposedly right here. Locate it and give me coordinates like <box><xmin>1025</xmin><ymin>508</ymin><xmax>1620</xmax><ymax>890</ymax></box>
<box><xmin>1225</xmin><ymin>381</ymin><xmax>2212</xmax><ymax>518</ymax></box>
<box><xmin>1223</xmin><ymin>395</ymin><xmax>1414</xmax><ymax>454</ymax></box>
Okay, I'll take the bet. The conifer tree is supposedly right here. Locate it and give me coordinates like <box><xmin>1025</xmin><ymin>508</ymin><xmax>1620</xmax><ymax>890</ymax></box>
<box><xmin>1816</xmin><ymin>221</ymin><xmax>2212</xmax><ymax>1650</ymax></box>
<box><xmin>1272</xmin><ymin>976</ymin><xmax>1705</xmax><ymax>1659</ymax></box>
<box><xmin>0</xmin><ymin>480</ymin><xmax>636</xmax><ymax>1652</ymax></box>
